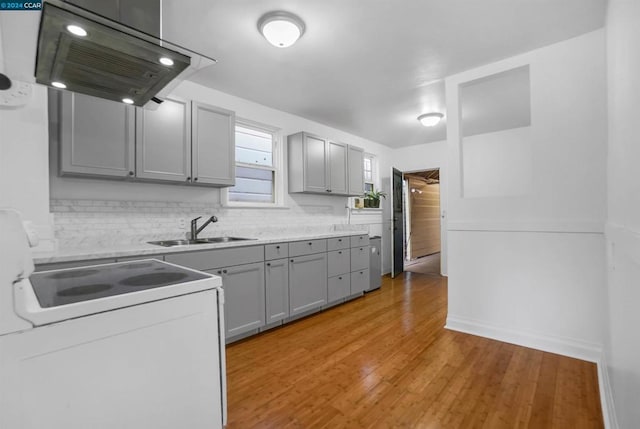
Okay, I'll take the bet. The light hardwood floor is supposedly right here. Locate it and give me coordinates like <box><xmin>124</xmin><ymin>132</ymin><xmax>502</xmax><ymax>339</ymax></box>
<box><xmin>225</xmin><ymin>272</ymin><xmax>603</xmax><ymax>428</ymax></box>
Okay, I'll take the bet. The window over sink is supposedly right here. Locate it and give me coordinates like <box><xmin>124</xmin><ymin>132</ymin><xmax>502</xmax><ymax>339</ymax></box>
<box><xmin>222</xmin><ymin>119</ymin><xmax>283</xmax><ymax>207</ymax></box>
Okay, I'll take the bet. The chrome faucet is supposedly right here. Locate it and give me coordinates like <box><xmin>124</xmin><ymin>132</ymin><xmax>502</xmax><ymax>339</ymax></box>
<box><xmin>190</xmin><ymin>215</ymin><xmax>218</xmax><ymax>240</ymax></box>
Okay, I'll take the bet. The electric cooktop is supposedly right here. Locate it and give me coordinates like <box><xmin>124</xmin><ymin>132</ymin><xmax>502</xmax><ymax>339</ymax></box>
<box><xmin>29</xmin><ymin>260</ymin><xmax>209</xmax><ymax>308</ymax></box>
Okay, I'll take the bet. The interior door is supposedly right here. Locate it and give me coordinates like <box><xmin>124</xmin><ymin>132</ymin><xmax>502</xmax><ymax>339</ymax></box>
<box><xmin>391</xmin><ymin>167</ymin><xmax>404</xmax><ymax>278</ymax></box>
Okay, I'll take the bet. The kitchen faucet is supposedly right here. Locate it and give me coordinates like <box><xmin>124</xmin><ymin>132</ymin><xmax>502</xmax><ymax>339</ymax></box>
<box><xmin>190</xmin><ymin>216</ymin><xmax>218</xmax><ymax>240</ymax></box>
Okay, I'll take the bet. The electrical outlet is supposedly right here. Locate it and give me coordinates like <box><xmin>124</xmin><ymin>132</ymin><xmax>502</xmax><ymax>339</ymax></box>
<box><xmin>178</xmin><ymin>218</ymin><xmax>186</xmax><ymax>229</ymax></box>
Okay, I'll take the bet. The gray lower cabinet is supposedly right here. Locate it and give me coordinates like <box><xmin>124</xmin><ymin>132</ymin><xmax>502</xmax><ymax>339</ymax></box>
<box><xmin>328</xmin><ymin>274</ymin><xmax>350</xmax><ymax>302</ymax></box>
<box><xmin>208</xmin><ymin>262</ymin><xmax>265</xmax><ymax>338</ymax></box>
<box><xmin>191</xmin><ymin>102</ymin><xmax>235</xmax><ymax>186</ymax></box>
<box><xmin>289</xmin><ymin>253</ymin><xmax>328</xmax><ymax>316</ymax></box>
<box><xmin>265</xmin><ymin>258</ymin><xmax>289</xmax><ymax>323</ymax></box>
<box><xmin>351</xmin><ymin>269</ymin><xmax>370</xmax><ymax>294</ymax></box>
<box><xmin>56</xmin><ymin>91</ymin><xmax>135</xmax><ymax>178</ymax></box>
<box><xmin>136</xmin><ymin>97</ymin><xmax>192</xmax><ymax>182</ymax></box>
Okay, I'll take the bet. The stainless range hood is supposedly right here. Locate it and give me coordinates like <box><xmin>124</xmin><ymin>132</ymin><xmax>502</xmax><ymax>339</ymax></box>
<box><xmin>35</xmin><ymin>0</ymin><xmax>216</xmax><ymax>107</ymax></box>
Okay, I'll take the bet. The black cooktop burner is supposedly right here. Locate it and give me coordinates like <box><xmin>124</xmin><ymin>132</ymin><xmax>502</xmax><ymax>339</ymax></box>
<box><xmin>30</xmin><ymin>260</ymin><xmax>210</xmax><ymax>308</ymax></box>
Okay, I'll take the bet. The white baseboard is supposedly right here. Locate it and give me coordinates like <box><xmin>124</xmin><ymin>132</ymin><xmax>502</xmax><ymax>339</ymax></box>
<box><xmin>597</xmin><ymin>353</ymin><xmax>618</xmax><ymax>429</ymax></box>
<box><xmin>445</xmin><ymin>315</ymin><xmax>602</xmax><ymax>362</ymax></box>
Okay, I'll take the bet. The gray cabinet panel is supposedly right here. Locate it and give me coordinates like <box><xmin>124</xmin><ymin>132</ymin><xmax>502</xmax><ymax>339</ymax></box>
<box><xmin>350</xmin><ymin>270</ymin><xmax>369</xmax><ymax>295</ymax></box>
<box><xmin>136</xmin><ymin>98</ymin><xmax>191</xmax><ymax>182</ymax></box>
<box><xmin>209</xmin><ymin>262</ymin><xmax>265</xmax><ymax>338</ymax></box>
<box><xmin>350</xmin><ymin>234</ymin><xmax>370</xmax><ymax>247</ymax></box>
<box><xmin>327</xmin><ymin>237</ymin><xmax>350</xmax><ymax>251</ymax></box>
<box><xmin>265</xmin><ymin>258</ymin><xmax>289</xmax><ymax>323</ymax></box>
<box><xmin>328</xmin><ymin>250</ymin><xmax>350</xmax><ymax>277</ymax></box>
<box><xmin>289</xmin><ymin>239</ymin><xmax>327</xmax><ymax>257</ymax></box>
<box><xmin>192</xmin><ymin>102</ymin><xmax>235</xmax><ymax>186</ymax></box>
<box><xmin>303</xmin><ymin>134</ymin><xmax>328</xmax><ymax>193</ymax></box>
<box><xmin>165</xmin><ymin>246</ymin><xmax>264</xmax><ymax>271</ymax></box>
<box><xmin>289</xmin><ymin>253</ymin><xmax>327</xmax><ymax>316</ymax></box>
<box><xmin>265</xmin><ymin>243</ymin><xmax>288</xmax><ymax>261</ymax></box>
<box><xmin>351</xmin><ymin>246</ymin><xmax>370</xmax><ymax>272</ymax></box>
<box><xmin>58</xmin><ymin>91</ymin><xmax>135</xmax><ymax>178</ymax></box>
<box><xmin>328</xmin><ymin>141</ymin><xmax>348</xmax><ymax>194</ymax></box>
<box><xmin>348</xmin><ymin>145</ymin><xmax>365</xmax><ymax>196</ymax></box>
<box><xmin>328</xmin><ymin>275</ymin><xmax>350</xmax><ymax>302</ymax></box>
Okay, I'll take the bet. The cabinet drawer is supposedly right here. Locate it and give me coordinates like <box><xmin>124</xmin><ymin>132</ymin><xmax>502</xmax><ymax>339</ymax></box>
<box><xmin>350</xmin><ymin>234</ymin><xmax>370</xmax><ymax>247</ymax></box>
<box><xmin>327</xmin><ymin>236</ymin><xmax>350</xmax><ymax>251</ymax></box>
<box><xmin>289</xmin><ymin>239</ymin><xmax>327</xmax><ymax>257</ymax></box>
<box><xmin>165</xmin><ymin>245</ymin><xmax>264</xmax><ymax>271</ymax></box>
<box><xmin>328</xmin><ymin>249</ymin><xmax>350</xmax><ymax>277</ymax></box>
<box><xmin>350</xmin><ymin>246</ymin><xmax>370</xmax><ymax>271</ymax></box>
<box><xmin>350</xmin><ymin>269</ymin><xmax>370</xmax><ymax>295</ymax></box>
<box><xmin>265</xmin><ymin>243</ymin><xmax>289</xmax><ymax>261</ymax></box>
<box><xmin>328</xmin><ymin>274</ymin><xmax>350</xmax><ymax>302</ymax></box>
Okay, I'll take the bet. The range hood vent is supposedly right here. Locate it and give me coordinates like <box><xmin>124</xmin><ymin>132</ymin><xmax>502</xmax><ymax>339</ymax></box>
<box><xmin>35</xmin><ymin>1</ymin><xmax>215</xmax><ymax>107</ymax></box>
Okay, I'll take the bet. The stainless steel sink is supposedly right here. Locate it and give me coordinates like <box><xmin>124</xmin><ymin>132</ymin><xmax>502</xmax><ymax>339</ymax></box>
<box><xmin>148</xmin><ymin>237</ymin><xmax>254</xmax><ymax>247</ymax></box>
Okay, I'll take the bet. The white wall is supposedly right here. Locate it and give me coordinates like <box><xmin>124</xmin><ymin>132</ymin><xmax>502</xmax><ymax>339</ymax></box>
<box><xmin>603</xmin><ymin>1</ymin><xmax>640</xmax><ymax>427</ymax></box>
<box><xmin>392</xmin><ymin>139</ymin><xmax>448</xmax><ymax>275</ymax></box>
<box><xmin>444</xmin><ymin>30</ymin><xmax>607</xmax><ymax>363</ymax></box>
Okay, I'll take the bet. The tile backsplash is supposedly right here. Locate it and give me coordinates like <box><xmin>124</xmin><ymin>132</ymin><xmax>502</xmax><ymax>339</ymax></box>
<box><xmin>51</xmin><ymin>199</ymin><xmax>366</xmax><ymax>248</ymax></box>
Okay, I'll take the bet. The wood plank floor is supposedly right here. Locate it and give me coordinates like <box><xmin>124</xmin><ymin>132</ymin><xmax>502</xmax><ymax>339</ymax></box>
<box><xmin>225</xmin><ymin>272</ymin><xmax>603</xmax><ymax>428</ymax></box>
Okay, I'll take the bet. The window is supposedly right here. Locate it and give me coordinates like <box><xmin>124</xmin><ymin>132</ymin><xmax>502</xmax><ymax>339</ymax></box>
<box><xmin>364</xmin><ymin>153</ymin><xmax>375</xmax><ymax>193</ymax></box>
<box><xmin>225</xmin><ymin>120</ymin><xmax>282</xmax><ymax>206</ymax></box>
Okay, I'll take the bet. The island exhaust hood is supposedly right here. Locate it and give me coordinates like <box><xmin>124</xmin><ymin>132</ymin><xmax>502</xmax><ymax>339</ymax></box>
<box><xmin>35</xmin><ymin>0</ymin><xmax>216</xmax><ymax>107</ymax></box>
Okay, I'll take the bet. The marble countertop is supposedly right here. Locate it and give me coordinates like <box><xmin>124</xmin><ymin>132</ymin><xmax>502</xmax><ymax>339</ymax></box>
<box><xmin>33</xmin><ymin>230</ymin><xmax>369</xmax><ymax>265</ymax></box>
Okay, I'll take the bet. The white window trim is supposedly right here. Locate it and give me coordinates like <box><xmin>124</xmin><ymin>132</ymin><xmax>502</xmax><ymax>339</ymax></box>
<box><xmin>364</xmin><ymin>152</ymin><xmax>377</xmax><ymax>189</ymax></box>
<box><xmin>221</xmin><ymin>118</ymin><xmax>286</xmax><ymax>208</ymax></box>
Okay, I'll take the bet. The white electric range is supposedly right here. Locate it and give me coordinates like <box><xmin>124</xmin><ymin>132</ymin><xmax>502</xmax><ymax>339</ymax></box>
<box><xmin>0</xmin><ymin>209</ymin><xmax>226</xmax><ymax>429</ymax></box>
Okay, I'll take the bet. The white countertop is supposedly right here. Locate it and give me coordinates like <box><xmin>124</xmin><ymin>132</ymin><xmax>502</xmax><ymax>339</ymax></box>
<box><xmin>33</xmin><ymin>231</ymin><xmax>368</xmax><ymax>265</ymax></box>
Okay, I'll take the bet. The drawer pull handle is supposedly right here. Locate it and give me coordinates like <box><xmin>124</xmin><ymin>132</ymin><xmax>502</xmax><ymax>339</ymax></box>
<box><xmin>266</xmin><ymin>263</ymin><xmax>271</xmax><ymax>266</ymax></box>
<box><xmin>217</xmin><ymin>270</ymin><xmax>222</xmax><ymax>274</ymax></box>
<box><xmin>338</xmin><ymin>239</ymin><xmax>342</xmax><ymax>242</ymax></box>
<box><xmin>276</xmin><ymin>245</ymin><xmax>280</xmax><ymax>249</ymax></box>
<box><xmin>338</xmin><ymin>251</ymin><xmax>342</xmax><ymax>254</ymax></box>
<box><xmin>223</xmin><ymin>269</ymin><xmax>228</xmax><ymax>274</ymax></box>
<box><xmin>308</xmin><ymin>242</ymin><xmax>312</xmax><ymax>245</ymax></box>
<box><xmin>338</xmin><ymin>277</ymin><xmax>342</xmax><ymax>280</ymax></box>
<box><xmin>291</xmin><ymin>259</ymin><xmax>294</xmax><ymax>263</ymax></box>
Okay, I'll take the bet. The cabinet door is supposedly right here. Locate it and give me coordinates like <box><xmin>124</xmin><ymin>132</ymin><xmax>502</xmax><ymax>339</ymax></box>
<box><xmin>58</xmin><ymin>91</ymin><xmax>135</xmax><ymax>178</ymax></box>
<box><xmin>265</xmin><ymin>258</ymin><xmax>289</xmax><ymax>323</ymax></box>
<box><xmin>303</xmin><ymin>134</ymin><xmax>328</xmax><ymax>193</ymax></box>
<box><xmin>328</xmin><ymin>249</ymin><xmax>350</xmax><ymax>277</ymax></box>
<box><xmin>212</xmin><ymin>262</ymin><xmax>265</xmax><ymax>338</ymax></box>
<box><xmin>192</xmin><ymin>102</ymin><xmax>235</xmax><ymax>186</ymax></box>
<box><xmin>351</xmin><ymin>246</ymin><xmax>370</xmax><ymax>272</ymax></box>
<box><xmin>347</xmin><ymin>145</ymin><xmax>365</xmax><ymax>196</ymax></box>
<box><xmin>136</xmin><ymin>97</ymin><xmax>191</xmax><ymax>182</ymax></box>
<box><xmin>289</xmin><ymin>253</ymin><xmax>328</xmax><ymax>316</ymax></box>
<box><xmin>351</xmin><ymin>270</ymin><xmax>370</xmax><ymax>295</ymax></box>
<box><xmin>328</xmin><ymin>141</ymin><xmax>348</xmax><ymax>194</ymax></box>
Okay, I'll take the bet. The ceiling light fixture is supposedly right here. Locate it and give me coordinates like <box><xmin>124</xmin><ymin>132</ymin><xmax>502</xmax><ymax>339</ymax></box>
<box><xmin>418</xmin><ymin>112</ymin><xmax>444</xmax><ymax>127</ymax></box>
<box><xmin>159</xmin><ymin>57</ymin><xmax>174</xmax><ymax>66</ymax></box>
<box><xmin>66</xmin><ymin>24</ymin><xmax>87</xmax><ymax>37</ymax></box>
<box><xmin>51</xmin><ymin>81</ymin><xmax>67</xmax><ymax>89</ymax></box>
<box><xmin>258</xmin><ymin>11</ymin><xmax>305</xmax><ymax>48</ymax></box>
<box><xmin>122</xmin><ymin>98</ymin><xmax>134</xmax><ymax>105</ymax></box>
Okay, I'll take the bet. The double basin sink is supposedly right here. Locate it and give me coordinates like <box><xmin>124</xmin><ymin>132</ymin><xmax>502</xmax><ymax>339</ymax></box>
<box><xmin>148</xmin><ymin>237</ymin><xmax>254</xmax><ymax>247</ymax></box>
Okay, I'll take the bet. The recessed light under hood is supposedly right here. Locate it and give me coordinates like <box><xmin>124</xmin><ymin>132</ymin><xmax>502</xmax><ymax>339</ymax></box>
<box><xmin>35</xmin><ymin>0</ymin><xmax>216</xmax><ymax>107</ymax></box>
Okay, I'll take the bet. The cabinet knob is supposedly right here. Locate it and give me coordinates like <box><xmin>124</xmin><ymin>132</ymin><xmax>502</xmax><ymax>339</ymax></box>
<box><xmin>186</xmin><ymin>177</ymin><xmax>191</xmax><ymax>182</ymax></box>
<box><xmin>217</xmin><ymin>270</ymin><xmax>222</xmax><ymax>274</ymax></box>
<box><xmin>276</xmin><ymin>245</ymin><xmax>280</xmax><ymax>249</ymax></box>
<box><xmin>326</xmin><ymin>189</ymin><xmax>332</xmax><ymax>192</ymax></box>
<box><xmin>338</xmin><ymin>277</ymin><xmax>342</xmax><ymax>280</ymax></box>
<box><xmin>222</xmin><ymin>269</ymin><xmax>227</xmax><ymax>274</ymax></box>
<box><xmin>128</xmin><ymin>171</ymin><xmax>134</xmax><ymax>176</ymax></box>
<box><xmin>338</xmin><ymin>239</ymin><xmax>342</xmax><ymax>242</ymax></box>
<box><xmin>193</xmin><ymin>177</ymin><xmax>198</xmax><ymax>182</ymax></box>
<box><xmin>266</xmin><ymin>262</ymin><xmax>271</xmax><ymax>266</ymax></box>
<box><xmin>290</xmin><ymin>259</ymin><xmax>294</xmax><ymax>263</ymax></box>
<box><xmin>308</xmin><ymin>242</ymin><xmax>312</xmax><ymax>245</ymax></box>
<box><xmin>338</xmin><ymin>251</ymin><xmax>342</xmax><ymax>254</ymax></box>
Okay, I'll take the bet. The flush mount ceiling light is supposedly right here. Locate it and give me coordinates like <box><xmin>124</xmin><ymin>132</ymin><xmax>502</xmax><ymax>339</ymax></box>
<box><xmin>66</xmin><ymin>24</ymin><xmax>87</xmax><ymax>37</ymax></box>
<box><xmin>418</xmin><ymin>112</ymin><xmax>444</xmax><ymax>127</ymax></box>
<box><xmin>258</xmin><ymin>11</ymin><xmax>305</xmax><ymax>48</ymax></box>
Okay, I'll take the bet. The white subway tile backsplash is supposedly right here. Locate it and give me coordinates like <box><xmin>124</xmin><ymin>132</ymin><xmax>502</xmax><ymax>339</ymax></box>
<box><xmin>50</xmin><ymin>199</ymin><xmax>366</xmax><ymax>248</ymax></box>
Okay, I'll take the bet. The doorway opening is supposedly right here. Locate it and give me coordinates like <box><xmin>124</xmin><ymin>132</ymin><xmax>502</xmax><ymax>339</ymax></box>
<box><xmin>403</xmin><ymin>169</ymin><xmax>441</xmax><ymax>276</ymax></box>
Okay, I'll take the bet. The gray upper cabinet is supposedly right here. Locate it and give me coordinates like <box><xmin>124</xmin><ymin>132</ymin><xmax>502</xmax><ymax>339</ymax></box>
<box><xmin>136</xmin><ymin>97</ymin><xmax>192</xmax><ymax>183</ymax></box>
<box><xmin>288</xmin><ymin>132</ymin><xmax>364</xmax><ymax>196</ymax></box>
<box><xmin>348</xmin><ymin>145</ymin><xmax>365</xmax><ymax>196</ymax></box>
<box><xmin>57</xmin><ymin>91</ymin><xmax>135</xmax><ymax>178</ymax></box>
<box><xmin>191</xmin><ymin>102</ymin><xmax>235</xmax><ymax>186</ymax></box>
<box><xmin>328</xmin><ymin>141</ymin><xmax>348</xmax><ymax>194</ymax></box>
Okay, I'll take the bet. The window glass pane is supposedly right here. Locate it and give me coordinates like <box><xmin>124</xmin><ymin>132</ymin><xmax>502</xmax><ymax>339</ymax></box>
<box><xmin>235</xmin><ymin>126</ymin><xmax>273</xmax><ymax>167</ymax></box>
<box><xmin>229</xmin><ymin>166</ymin><xmax>274</xmax><ymax>202</ymax></box>
<box><xmin>365</xmin><ymin>183</ymin><xmax>374</xmax><ymax>192</ymax></box>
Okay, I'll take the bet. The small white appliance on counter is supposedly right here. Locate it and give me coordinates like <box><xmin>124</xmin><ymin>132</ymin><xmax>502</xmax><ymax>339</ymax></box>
<box><xmin>0</xmin><ymin>209</ymin><xmax>226</xmax><ymax>429</ymax></box>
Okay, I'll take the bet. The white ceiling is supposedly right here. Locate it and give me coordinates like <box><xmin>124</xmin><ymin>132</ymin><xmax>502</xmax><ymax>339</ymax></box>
<box><xmin>168</xmin><ymin>1</ymin><xmax>603</xmax><ymax>148</ymax></box>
